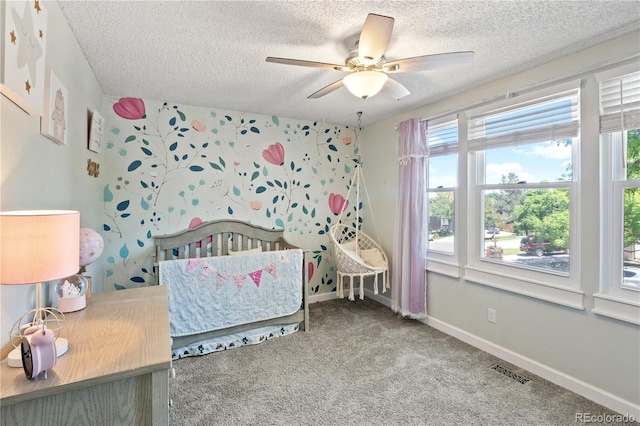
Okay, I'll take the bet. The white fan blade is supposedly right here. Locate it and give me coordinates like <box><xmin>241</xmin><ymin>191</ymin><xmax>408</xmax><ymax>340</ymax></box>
<box><xmin>380</xmin><ymin>77</ymin><xmax>410</xmax><ymax>100</ymax></box>
<box><xmin>358</xmin><ymin>14</ymin><xmax>394</xmax><ymax>66</ymax></box>
<box><xmin>383</xmin><ymin>51</ymin><xmax>474</xmax><ymax>73</ymax></box>
<box><xmin>308</xmin><ymin>79</ymin><xmax>345</xmax><ymax>99</ymax></box>
<box><xmin>266</xmin><ymin>57</ymin><xmax>350</xmax><ymax>71</ymax></box>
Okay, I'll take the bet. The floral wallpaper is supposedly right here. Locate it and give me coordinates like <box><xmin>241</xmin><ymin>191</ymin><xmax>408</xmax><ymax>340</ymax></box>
<box><xmin>103</xmin><ymin>97</ymin><xmax>359</xmax><ymax>296</ymax></box>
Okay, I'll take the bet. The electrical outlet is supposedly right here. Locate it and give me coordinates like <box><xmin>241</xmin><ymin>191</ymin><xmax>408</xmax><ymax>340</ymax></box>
<box><xmin>488</xmin><ymin>308</ymin><xmax>497</xmax><ymax>323</ymax></box>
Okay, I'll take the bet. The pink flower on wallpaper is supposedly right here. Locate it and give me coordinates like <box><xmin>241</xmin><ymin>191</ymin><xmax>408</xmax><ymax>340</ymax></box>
<box><xmin>250</xmin><ymin>200</ymin><xmax>262</xmax><ymax>210</ymax></box>
<box><xmin>328</xmin><ymin>193</ymin><xmax>348</xmax><ymax>215</ymax></box>
<box><xmin>191</xmin><ymin>119</ymin><xmax>206</xmax><ymax>132</ymax></box>
<box><xmin>113</xmin><ymin>98</ymin><xmax>146</xmax><ymax>120</ymax></box>
<box><xmin>307</xmin><ymin>262</ymin><xmax>314</xmax><ymax>281</ymax></box>
<box><xmin>342</xmin><ymin>136</ymin><xmax>353</xmax><ymax>145</ymax></box>
<box><xmin>262</xmin><ymin>142</ymin><xmax>285</xmax><ymax>166</ymax></box>
<box><xmin>189</xmin><ymin>217</ymin><xmax>211</xmax><ymax>247</ymax></box>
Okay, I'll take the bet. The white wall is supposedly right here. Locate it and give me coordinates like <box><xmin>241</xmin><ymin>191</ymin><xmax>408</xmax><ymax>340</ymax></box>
<box><xmin>361</xmin><ymin>32</ymin><xmax>640</xmax><ymax>415</ymax></box>
<box><xmin>0</xmin><ymin>1</ymin><xmax>105</xmax><ymax>355</ymax></box>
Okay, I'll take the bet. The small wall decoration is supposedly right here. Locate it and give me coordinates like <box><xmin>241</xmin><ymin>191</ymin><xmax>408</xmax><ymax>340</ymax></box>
<box><xmin>1</xmin><ymin>0</ymin><xmax>48</xmax><ymax>115</ymax></box>
<box><xmin>41</xmin><ymin>69</ymin><xmax>68</xmax><ymax>144</ymax></box>
<box><xmin>87</xmin><ymin>159</ymin><xmax>100</xmax><ymax>177</ymax></box>
<box><xmin>88</xmin><ymin>109</ymin><xmax>104</xmax><ymax>153</ymax></box>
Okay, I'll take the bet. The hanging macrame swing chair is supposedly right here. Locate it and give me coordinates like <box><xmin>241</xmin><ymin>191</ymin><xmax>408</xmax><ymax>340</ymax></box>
<box><xmin>329</xmin><ymin>114</ymin><xmax>389</xmax><ymax>301</ymax></box>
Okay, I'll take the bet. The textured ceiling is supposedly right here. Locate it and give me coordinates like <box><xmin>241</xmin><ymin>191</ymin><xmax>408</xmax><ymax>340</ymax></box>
<box><xmin>57</xmin><ymin>1</ymin><xmax>640</xmax><ymax>127</ymax></box>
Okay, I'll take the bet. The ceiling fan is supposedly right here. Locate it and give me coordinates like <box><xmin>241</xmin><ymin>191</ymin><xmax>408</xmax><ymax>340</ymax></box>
<box><xmin>266</xmin><ymin>13</ymin><xmax>474</xmax><ymax>100</ymax></box>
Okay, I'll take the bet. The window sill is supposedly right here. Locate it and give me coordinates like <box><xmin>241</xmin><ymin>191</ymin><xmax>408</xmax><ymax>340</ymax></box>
<box><xmin>426</xmin><ymin>258</ymin><xmax>461</xmax><ymax>278</ymax></box>
<box><xmin>592</xmin><ymin>293</ymin><xmax>640</xmax><ymax>325</ymax></box>
<box><xmin>464</xmin><ymin>265</ymin><xmax>584</xmax><ymax>309</ymax></box>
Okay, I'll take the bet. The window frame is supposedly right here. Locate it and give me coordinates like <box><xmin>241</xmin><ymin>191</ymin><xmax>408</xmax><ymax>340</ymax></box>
<box><xmin>426</xmin><ymin>115</ymin><xmax>460</xmax><ymax>277</ymax></box>
<box><xmin>464</xmin><ymin>82</ymin><xmax>584</xmax><ymax>309</ymax></box>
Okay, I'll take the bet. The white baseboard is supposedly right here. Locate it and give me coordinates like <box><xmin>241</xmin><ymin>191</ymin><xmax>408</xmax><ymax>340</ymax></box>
<box><xmin>308</xmin><ymin>288</ymin><xmax>392</xmax><ymax>306</ymax></box>
<box><xmin>423</xmin><ymin>315</ymin><xmax>640</xmax><ymax>419</ymax></box>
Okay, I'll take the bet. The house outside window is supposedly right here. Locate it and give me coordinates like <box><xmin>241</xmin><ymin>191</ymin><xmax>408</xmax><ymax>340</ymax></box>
<box><xmin>465</xmin><ymin>81</ymin><xmax>583</xmax><ymax>308</ymax></box>
<box><xmin>594</xmin><ymin>64</ymin><xmax>640</xmax><ymax>325</ymax></box>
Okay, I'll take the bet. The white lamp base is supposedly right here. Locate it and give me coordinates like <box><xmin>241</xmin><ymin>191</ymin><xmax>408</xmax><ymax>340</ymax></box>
<box><xmin>6</xmin><ymin>337</ymin><xmax>69</xmax><ymax>368</ymax></box>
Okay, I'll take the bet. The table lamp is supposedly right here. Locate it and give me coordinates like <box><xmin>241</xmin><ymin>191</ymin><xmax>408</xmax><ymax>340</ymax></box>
<box><xmin>0</xmin><ymin>210</ymin><xmax>80</xmax><ymax>368</ymax></box>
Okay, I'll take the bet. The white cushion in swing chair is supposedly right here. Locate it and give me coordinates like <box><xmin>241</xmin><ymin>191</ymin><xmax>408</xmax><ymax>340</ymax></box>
<box><xmin>360</xmin><ymin>248</ymin><xmax>386</xmax><ymax>268</ymax></box>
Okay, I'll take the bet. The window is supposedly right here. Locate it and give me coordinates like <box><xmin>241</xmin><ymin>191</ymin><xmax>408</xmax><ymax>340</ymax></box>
<box><xmin>427</xmin><ymin>117</ymin><xmax>458</xmax><ymax>261</ymax></box>
<box><xmin>594</xmin><ymin>64</ymin><xmax>640</xmax><ymax>324</ymax></box>
<box><xmin>465</xmin><ymin>81</ymin><xmax>583</xmax><ymax>308</ymax></box>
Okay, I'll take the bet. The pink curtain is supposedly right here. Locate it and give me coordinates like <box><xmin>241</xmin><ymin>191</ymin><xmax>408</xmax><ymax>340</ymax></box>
<box><xmin>392</xmin><ymin>118</ymin><xmax>428</xmax><ymax>319</ymax></box>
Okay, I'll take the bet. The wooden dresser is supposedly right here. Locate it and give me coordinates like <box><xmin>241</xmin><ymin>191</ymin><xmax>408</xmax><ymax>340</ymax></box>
<box><xmin>0</xmin><ymin>286</ymin><xmax>171</xmax><ymax>425</ymax></box>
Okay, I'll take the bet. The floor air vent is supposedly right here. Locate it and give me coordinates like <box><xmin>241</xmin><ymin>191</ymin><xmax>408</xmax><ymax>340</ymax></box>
<box><xmin>491</xmin><ymin>364</ymin><xmax>531</xmax><ymax>384</ymax></box>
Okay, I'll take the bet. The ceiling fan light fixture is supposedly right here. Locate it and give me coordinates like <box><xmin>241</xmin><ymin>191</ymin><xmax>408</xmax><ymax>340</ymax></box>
<box><xmin>343</xmin><ymin>71</ymin><xmax>388</xmax><ymax>99</ymax></box>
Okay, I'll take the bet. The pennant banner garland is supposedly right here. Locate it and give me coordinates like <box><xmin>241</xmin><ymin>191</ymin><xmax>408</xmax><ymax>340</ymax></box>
<box><xmin>187</xmin><ymin>251</ymin><xmax>293</xmax><ymax>291</ymax></box>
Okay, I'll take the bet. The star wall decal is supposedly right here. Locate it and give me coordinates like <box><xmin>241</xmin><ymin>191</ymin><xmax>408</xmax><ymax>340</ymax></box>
<box><xmin>10</xmin><ymin>30</ymin><xmax>17</xmax><ymax>44</ymax></box>
<box><xmin>39</xmin><ymin>29</ymin><xmax>43</xmax><ymax>39</ymax></box>
<box><xmin>34</xmin><ymin>0</ymin><xmax>41</xmax><ymax>14</ymax></box>
<box><xmin>25</xmin><ymin>80</ymin><xmax>31</xmax><ymax>94</ymax></box>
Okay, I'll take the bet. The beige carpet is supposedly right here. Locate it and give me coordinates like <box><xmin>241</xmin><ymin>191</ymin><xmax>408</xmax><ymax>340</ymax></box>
<box><xmin>169</xmin><ymin>298</ymin><xmax>635</xmax><ymax>425</ymax></box>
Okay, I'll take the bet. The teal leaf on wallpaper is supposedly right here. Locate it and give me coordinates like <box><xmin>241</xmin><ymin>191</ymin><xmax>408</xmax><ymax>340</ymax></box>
<box><xmin>104</xmin><ymin>185</ymin><xmax>114</xmax><ymax>202</ymax></box>
<box><xmin>182</xmin><ymin>154</ymin><xmax>188</xmax><ymax>161</ymax></box>
<box><xmin>303</xmin><ymin>205</ymin><xmax>308</xmax><ymax>214</ymax></box>
<box><xmin>210</xmin><ymin>162</ymin><xmax>222</xmax><ymax>171</ymax></box>
<box><xmin>311</xmin><ymin>208</ymin><xmax>316</xmax><ymax>218</ymax></box>
<box><xmin>328</xmin><ymin>144</ymin><xmax>337</xmax><ymax>152</ymax></box>
<box><xmin>106</xmin><ymin>270</ymin><xmax>113</xmax><ymax>277</ymax></box>
<box><xmin>240</xmin><ymin>129</ymin><xmax>247</xmax><ymax>135</ymax></box>
<box><xmin>107</xmin><ymin>256</ymin><xmax>115</xmax><ymax>265</ymax></box>
<box><xmin>119</xmin><ymin>149</ymin><xmax>127</xmax><ymax>156</ymax></box>
<box><xmin>180</xmin><ymin>209</ymin><xmax>186</xmax><ymax>216</ymax></box>
<box><xmin>344</xmin><ymin>165</ymin><xmax>351</xmax><ymax>174</ymax></box>
<box><xmin>147</xmin><ymin>194</ymin><xmax>153</xmax><ymax>201</ymax></box>
<box><xmin>112</xmin><ymin>127</ymin><xmax>120</xmax><ymax>135</ymax></box>
<box><xmin>228</xmin><ymin>206</ymin><xmax>233</xmax><ymax>214</ymax></box>
<box><xmin>211</xmin><ymin>128</ymin><xmax>218</xmax><ymax>134</ymax></box>
<box><xmin>169</xmin><ymin>117</ymin><xmax>176</xmax><ymax>126</ymax></box>
<box><xmin>210</xmin><ymin>112</ymin><xmax>217</xmax><ymax>117</ymax></box>
<box><xmin>177</xmin><ymin>110</ymin><xmax>186</xmax><ymax>121</ymax></box>
<box><xmin>128</xmin><ymin>160</ymin><xmax>142</xmax><ymax>171</ymax></box>
<box><xmin>329</xmin><ymin>178</ymin><xmax>334</xmax><ymax>183</ymax></box>
<box><xmin>177</xmin><ymin>134</ymin><xmax>185</xmax><ymax>138</ymax></box>
<box><xmin>180</xmin><ymin>128</ymin><xmax>189</xmax><ymax>132</ymax></box>
<box><xmin>119</xmin><ymin>244</ymin><xmax>129</xmax><ymax>259</ymax></box>
<box><xmin>225</xmin><ymin>115</ymin><xmax>232</xmax><ymax>121</ymax></box>
<box><xmin>131</xmin><ymin>276</ymin><xmax>145</xmax><ymax>283</ymax></box>
<box><xmin>134</xmin><ymin>125</ymin><xmax>140</xmax><ymax>131</ymax></box>
<box><xmin>103</xmin><ymin>224</ymin><xmax>111</xmax><ymax>231</ymax></box>
<box><xmin>140</xmin><ymin>198</ymin><xmax>149</xmax><ymax>211</ymax></box>
<box><xmin>192</xmin><ymin>199</ymin><xmax>199</xmax><ymax>206</ymax></box>
<box><xmin>117</xmin><ymin>200</ymin><xmax>130</xmax><ymax>211</ymax></box>
<box><xmin>137</xmin><ymin>239</ymin><xmax>144</xmax><ymax>247</ymax></box>
<box><xmin>107</xmin><ymin>142</ymin><xmax>114</xmax><ymax>149</ymax></box>
<box><xmin>272</xmin><ymin>116</ymin><xmax>279</xmax><ymax>126</ymax></box>
<box><xmin>275</xmin><ymin>218</ymin><xmax>285</xmax><ymax>229</ymax></box>
<box><xmin>179</xmin><ymin>191</ymin><xmax>185</xmax><ymax>197</ymax></box>
<box><xmin>114</xmin><ymin>284</ymin><xmax>126</xmax><ymax>290</ymax></box>
<box><xmin>141</xmin><ymin>147</ymin><xmax>152</xmax><ymax>156</ymax></box>
<box><xmin>256</xmin><ymin>186</ymin><xmax>266</xmax><ymax>194</ymax></box>
<box><xmin>219</xmin><ymin>120</ymin><xmax>225</xmax><ymax>126</ymax></box>
<box><xmin>121</xmin><ymin>213</ymin><xmax>131</xmax><ymax>218</ymax></box>
<box><xmin>266</xmin><ymin>208</ymin><xmax>271</xmax><ymax>218</ymax></box>
<box><xmin>125</xmin><ymin>135</ymin><xmax>136</xmax><ymax>143</ymax></box>
<box><xmin>174</xmin><ymin>155</ymin><xmax>179</xmax><ymax>161</ymax></box>
<box><xmin>312</xmin><ymin>167</ymin><xmax>318</xmax><ymax>174</ymax></box>
<box><xmin>305</xmin><ymin>193</ymin><xmax>310</xmax><ymax>201</ymax></box>
<box><xmin>169</xmin><ymin>142</ymin><xmax>178</xmax><ymax>151</ymax></box>
<box><xmin>142</xmin><ymin>138</ymin><xmax>149</xmax><ymax>145</ymax></box>
<box><xmin>272</xmin><ymin>195</ymin><xmax>278</xmax><ymax>204</ymax></box>
<box><xmin>168</xmin><ymin>206</ymin><xmax>174</xmax><ymax>213</ymax></box>
<box><xmin>219</xmin><ymin>157</ymin><xmax>226</xmax><ymax>167</ymax></box>
<box><xmin>251</xmin><ymin>171</ymin><xmax>259</xmax><ymax>181</ymax></box>
<box><xmin>288</xmin><ymin>213</ymin><xmax>293</xmax><ymax>222</ymax></box>
<box><xmin>274</xmin><ymin>180</ymin><xmax>282</xmax><ymax>188</ymax></box>
<box><xmin>189</xmin><ymin>166</ymin><xmax>204</xmax><ymax>172</ymax></box>
<box><xmin>188</xmin><ymin>184</ymin><xmax>196</xmax><ymax>191</ymax></box>
<box><xmin>199</xmin><ymin>179</ymin><xmax>205</xmax><ymax>186</ymax></box>
<box><xmin>250</xmin><ymin>127</ymin><xmax>260</xmax><ymax>134</ymax></box>
<box><xmin>263</xmin><ymin>166</ymin><xmax>268</xmax><ymax>177</ymax></box>
<box><xmin>233</xmin><ymin>186</ymin><xmax>240</xmax><ymax>196</ymax></box>
<box><xmin>253</xmin><ymin>162</ymin><xmax>260</xmax><ymax>169</ymax></box>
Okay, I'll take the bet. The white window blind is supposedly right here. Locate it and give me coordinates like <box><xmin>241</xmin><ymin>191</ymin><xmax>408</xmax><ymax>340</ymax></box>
<box><xmin>596</xmin><ymin>63</ymin><xmax>640</xmax><ymax>133</ymax></box>
<box><xmin>427</xmin><ymin>117</ymin><xmax>458</xmax><ymax>155</ymax></box>
<box><xmin>467</xmin><ymin>81</ymin><xmax>580</xmax><ymax>151</ymax></box>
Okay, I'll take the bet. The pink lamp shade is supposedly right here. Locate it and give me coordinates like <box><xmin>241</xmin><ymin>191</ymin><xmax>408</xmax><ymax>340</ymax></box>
<box><xmin>0</xmin><ymin>210</ymin><xmax>80</xmax><ymax>285</ymax></box>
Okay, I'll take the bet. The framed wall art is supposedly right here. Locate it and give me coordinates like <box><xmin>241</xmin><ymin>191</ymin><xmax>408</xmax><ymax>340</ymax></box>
<box><xmin>88</xmin><ymin>109</ymin><xmax>104</xmax><ymax>153</ymax></box>
<box><xmin>1</xmin><ymin>0</ymin><xmax>48</xmax><ymax>116</ymax></box>
<box><xmin>41</xmin><ymin>69</ymin><xmax>68</xmax><ymax>145</ymax></box>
